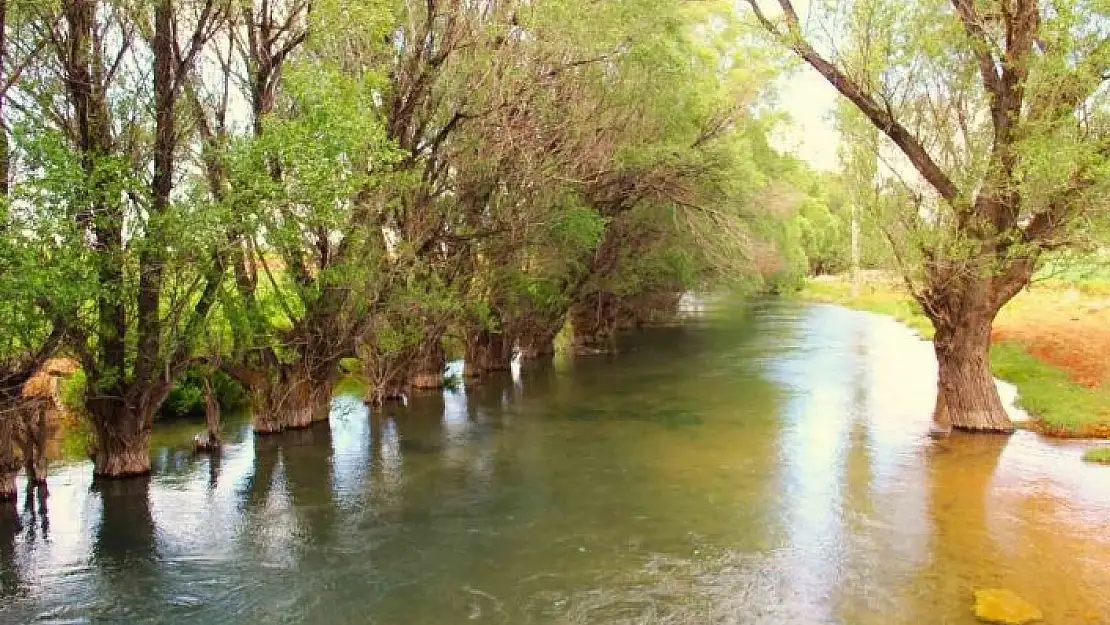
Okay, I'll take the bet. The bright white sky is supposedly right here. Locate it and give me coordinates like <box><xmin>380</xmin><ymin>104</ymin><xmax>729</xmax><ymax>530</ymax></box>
<box><xmin>774</xmin><ymin>68</ymin><xmax>841</xmax><ymax>171</ymax></box>
<box><xmin>753</xmin><ymin>0</ymin><xmax>844</xmax><ymax>171</ymax></box>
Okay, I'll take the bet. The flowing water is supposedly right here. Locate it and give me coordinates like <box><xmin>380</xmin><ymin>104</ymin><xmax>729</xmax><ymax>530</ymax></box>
<box><xmin>2</xmin><ymin>299</ymin><xmax>1109</xmax><ymax>625</ymax></box>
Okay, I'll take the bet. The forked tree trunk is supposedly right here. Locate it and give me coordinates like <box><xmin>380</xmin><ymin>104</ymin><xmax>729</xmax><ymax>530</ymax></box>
<box><xmin>88</xmin><ymin>398</ymin><xmax>155</xmax><ymax>478</ymax></box>
<box><xmin>364</xmin><ymin>367</ymin><xmax>409</xmax><ymax>406</ymax></box>
<box><xmin>464</xmin><ymin>329</ymin><xmax>513</xmax><ymax>378</ymax></box>
<box><xmin>930</xmin><ymin>312</ymin><xmax>1014</xmax><ymax>434</ymax></box>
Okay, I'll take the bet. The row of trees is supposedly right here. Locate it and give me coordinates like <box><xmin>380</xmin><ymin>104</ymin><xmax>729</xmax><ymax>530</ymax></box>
<box><xmin>0</xmin><ymin>0</ymin><xmax>800</xmax><ymax>485</ymax></box>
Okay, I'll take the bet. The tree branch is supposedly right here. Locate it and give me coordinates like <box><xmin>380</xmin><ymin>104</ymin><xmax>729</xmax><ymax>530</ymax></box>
<box><xmin>745</xmin><ymin>0</ymin><xmax>960</xmax><ymax>205</ymax></box>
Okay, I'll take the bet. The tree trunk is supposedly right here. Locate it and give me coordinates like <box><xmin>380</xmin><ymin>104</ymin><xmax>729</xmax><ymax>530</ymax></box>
<box><xmin>22</xmin><ymin>403</ymin><xmax>49</xmax><ymax>487</ymax></box>
<box><xmin>245</xmin><ymin>364</ymin><xmax>334</xmax><ymax>435</ymax></box>
<box><xmin>570</xmin><ymin>292</ymin><xmax>619</xmax><ymax>355</ymax></box>
<box><xmin>410</xmin><ymin>339</ymin><xmax>446</xmax><ymax>390</ymax></box>
<box><xmin>194</xmin><ymin>378</ymin><xmax>222</xmax><ymax>453</ymax></box>
<box><xmin>364</xmin><ymin>368</ymin><xmax>409</xmax><ymax>406</ymax></box>
<box><xmin>0</xmin><ymin>471</ymin><xmax>14</xmax><ymax>502</ymax></box>
<box><xmin>88</xmin><ymin>398</ymin><xmax>154</xmax><ymax>478</ymax></box>
<box><xmin>516</xmin><ymin>315</ymin><xmax>563</xmax><ymax>361</ymax></box>
<box><xmin>930</xmin><ymin>309</ymin><xmax>1014</xmax><ymax>434</ymax></box>
<box><xmin>0</xmin><ymin>404</ymin><xmax>19</xmax><ymax>501</ymax></box>
<box><xmin>204</xmin><ymin>378</ymin><xmax>220</xmax><ymax>442</ymax></box>
<box><xmin>359</xmin><ymin>340</ymin><xmax>416</xmax><ymax>406</ymax></box>
<box><xmin>464</xmin><ymin>329</ymin><xmax>513</xmax><ymax>378</ymax></box>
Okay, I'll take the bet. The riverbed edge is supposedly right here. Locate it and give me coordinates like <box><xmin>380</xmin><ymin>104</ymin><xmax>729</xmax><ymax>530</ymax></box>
<box><xmin>795</xmin><ymin>279</ymin><xmax>1110</xmax><ymax>450</ymax></box>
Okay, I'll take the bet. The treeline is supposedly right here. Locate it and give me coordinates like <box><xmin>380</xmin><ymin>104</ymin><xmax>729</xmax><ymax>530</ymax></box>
<box><xmin>0</xmin><ymin>0</ymin><xmax>821</xmax><ymax>482</ymax></box>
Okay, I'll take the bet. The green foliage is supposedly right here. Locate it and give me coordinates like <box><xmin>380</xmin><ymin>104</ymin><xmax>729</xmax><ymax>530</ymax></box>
<box><xmin>160</xmin><ymin>367</ymin><xmax>250</xmax><ymax>420</ymax></box>
<box><xmin>0</xmin><ymin>0</ymin><xmax>814</xmax><ymax>442</ymax></box>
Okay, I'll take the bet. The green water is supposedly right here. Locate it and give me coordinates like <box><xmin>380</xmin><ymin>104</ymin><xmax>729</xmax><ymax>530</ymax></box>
<box><xmin>2</xmin><ymin>299</ymin><xmax>1108</xmax><ymax>624</ymax></box>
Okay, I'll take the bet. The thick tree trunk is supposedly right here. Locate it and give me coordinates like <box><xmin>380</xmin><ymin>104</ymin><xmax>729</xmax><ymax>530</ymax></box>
<box><xmin>930</xmin><ymin>309</ymin><xmax>1013</xmax><ymax>434</ymax></box>
<box><xmin>0</xmin><ymin>402</ymin><xmax>19</xmax><ymax>501</ymax></box>
<box><xmin>570</xmin><ymin>292</ymin><xmax>620</xmax><ymax>355</ymax></box>
<box><xmin>246</xmin><ymin>366</ymin><xmax>334</xmax><ymax>435</ymax></box>
<box><xmin>88</xmin><ymin>398</ymin><xmax>154</xmax><ymax>478</ymax></box>
<box><xmin>410</xmin><ymin>339</ymin><xmax>446</xmax><ymax>390</ymax></box>
<box><xmin>464</xmin><ymin>329</ymin><xmax>513</xmax><ymax>378</ymax></box>
<box><xmin>622</xmin><ymin>291</ymin><xmax>683</xmax><ymax>328</ymax></box>
<box><xmin>516</xmin><ymin>315</ymin><xmax>563</xmax><ymax>361</ymax></box>
<box><xmin>364</xmin><ymin>369</ymin><xmax>409</xmax><ymax>406</ymax></box>
<box><xmin>21</xmin><ymin>403</ymin><xmax>49</xmax><ymax>487</ymax></box>
<box><xmin>0</xmin><ymin>471</ymin><xmax>14</xmax><ymax>502</ymax></box>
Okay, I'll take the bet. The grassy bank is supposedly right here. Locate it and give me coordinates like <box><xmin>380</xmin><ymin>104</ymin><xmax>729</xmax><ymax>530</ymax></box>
<box><xmin>800</xmin><ymin>278</ymin><xmax>1110</xmax><ymax>450</ymax></box>
<box><xmin>1083</xmin><ymin>446</ymin><xmax>1110</xmax><ymax>464</ymax></box>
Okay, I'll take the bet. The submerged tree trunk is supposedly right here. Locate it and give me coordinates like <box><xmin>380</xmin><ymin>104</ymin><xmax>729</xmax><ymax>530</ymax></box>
<box><xmin>0</xmin><ymin>392</ymin><xmax>19</xmax><ymax>500</ymax></box>
<box><xmin>570</xmin><ymin>292</ymin><xmax>620</xmax><ymax>355</ymax></box>
<box><xmin>930</xmin><ymin>312</ymin><xmax>1013</xmax><ymax>434</ymax></box>
<box><xmin>625</xmin><ymin>291</ymin><xmax>683</xmax><ymax>328</ymax></box>
<box><xmin>241</xmin><ymin>365</ymin><xmax>334</xmax><ymax>435</ymax></box>
<box><xmin>361</xmin><ymin>358</ymin><xmax>411</xmax><ymax>406</ymax></box>
<box><xmin>203</xmin><ymin>378</ymin><xmax>221</xmax><ymax>443</ymax></box>
<box><xmin>0</xmin><ymin>471</ymin><xmax>14</xmax><ymax>502</ymax></box>
<box><xmin>20</xmin><ymin>401</ymin><xmax>49</xmax><ymax>486</ymax></box>
<box><xmin>464</xmin><ymin>329</ymin><xmax>513</xmax><ymax>378</ymax></box>
<box><xmin>194</xmin><ymin>377</ymin><xmax>222</xmax><ymax>453</ymax></box>
<box><xmin>88</xmin><ymin>397</ymin><xmax>156</xmax><ymax>478</ymax></box>
<box><xmin>516</xmin><ymin>314</ymin><xmax>564</xmax><ymax>361</ymax></box>
<box><xmin>410</xmin><ymin>337</ymin><xmax>447</xmax><ymax>390</ymax></box>
<box><xmin>922</xmin><ymin>268</ymin><xmax>1029</xmax><ymax>435</ymax></box>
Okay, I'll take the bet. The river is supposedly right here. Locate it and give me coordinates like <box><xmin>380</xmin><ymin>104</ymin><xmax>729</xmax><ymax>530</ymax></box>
<box><xmin>2</xmin><ymin>299</ymin><xmax>1108</xmax><ymax>624</ymax></box>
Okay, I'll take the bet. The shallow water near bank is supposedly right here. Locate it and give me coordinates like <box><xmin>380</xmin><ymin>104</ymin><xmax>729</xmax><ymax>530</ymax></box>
<box><xmin>2</xmin><ymin>299</ymin><xmax>1108</xmax><ymax>625</ymax></box>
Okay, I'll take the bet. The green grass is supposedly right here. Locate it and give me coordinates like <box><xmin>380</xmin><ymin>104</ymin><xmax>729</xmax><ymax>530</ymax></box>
<box><xmin>989</xmin><ymin>341</ymin><xmax>1110</xmax><ymax>436</ymax></box>
<box><xmin>799</xmin><ymin>278</ymin><xmax>1110</xmax><ymax>439</ymax></box>
<box><xmin>801</xmin><ymin>280</ymin><xmax>935</xmax><ymax>338</ymax></box>
<box><xmin>1082</xmin><ymin>446</ymin><xmax>1110</xmax><ymax>464</ymax></box>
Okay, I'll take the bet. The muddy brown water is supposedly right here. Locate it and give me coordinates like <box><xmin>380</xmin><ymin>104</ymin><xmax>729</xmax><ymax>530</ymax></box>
<box><xmin>1</xmin><ymin>298</ymin><xmax>1108</xmax><ymax>624</ymax></box>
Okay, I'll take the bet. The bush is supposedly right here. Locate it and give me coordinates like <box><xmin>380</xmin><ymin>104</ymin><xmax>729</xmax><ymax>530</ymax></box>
<box><xmin>160</xmin><ymin>366</ymin><xmax>250</xmax><ymax>419</ymax></box>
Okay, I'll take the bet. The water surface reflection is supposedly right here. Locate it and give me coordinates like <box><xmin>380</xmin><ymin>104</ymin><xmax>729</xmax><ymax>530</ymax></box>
<box><xmin>1</xmin><ymin>300</ymin><xmax>1108</xmax><ymax>624</ymax></box>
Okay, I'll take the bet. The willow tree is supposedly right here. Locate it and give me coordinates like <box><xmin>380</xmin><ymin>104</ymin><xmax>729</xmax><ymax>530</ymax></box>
<box><xmin>0</xmin><ymin>0</ymin><xmax>75</xmax><ymax>498</ymax></box>
<box><xmin>449</xmin><ymin>0</ymin><xmax>773</xmax><ymax>358</ymax></box>
<box><xmin>15</xmin><ymin>0</ymin><xmax>231</xmax><ymax>475</ymax></box>
<box><xmin>747</xmin><ymin>0</ymin><xmax>1110</xmax><ymax>432</ymax></box>
<box><xmin>213</xmin><ymin>0</ymin><xmax>402</xmax><ymax>431</ymax></box>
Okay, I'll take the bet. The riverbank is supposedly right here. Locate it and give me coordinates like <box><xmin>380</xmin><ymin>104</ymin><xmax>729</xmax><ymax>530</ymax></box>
<box><xmin>800</xmin><ymin>277</ymin><xmax>1110</xmax><ymax>460</ymax></box>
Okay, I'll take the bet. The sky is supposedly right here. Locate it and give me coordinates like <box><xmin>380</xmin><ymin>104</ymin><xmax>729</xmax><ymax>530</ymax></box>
<box><xmin>774</xmin><ymin>67</ymin><xmax>842</xmax><ymax>171</ymax></box>
<box><xmin>755</xmin><ymin>0</ymin><xmax>843</xmax><ymax>172</ymax></box>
